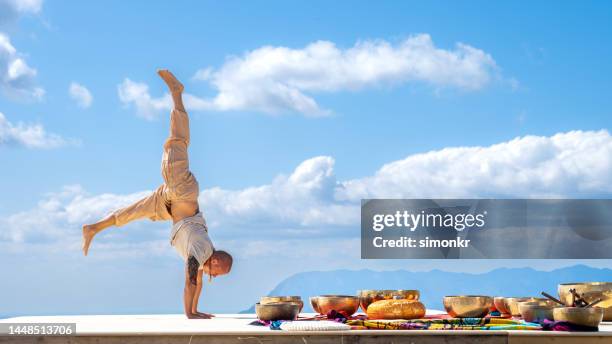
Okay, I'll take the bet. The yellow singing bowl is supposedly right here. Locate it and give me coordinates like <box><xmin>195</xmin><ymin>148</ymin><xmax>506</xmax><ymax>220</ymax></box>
<box><xmin>518</xmin><ymin>302</ymin><xmax>556</xmax><ymax>323</ymax></box>
<box><xmin>503</xmin><ymin>297</ymin><xmax>533</xmax><ymax>317</ymax></box>
<box><xmin>260</xmin><ymin>296</ymin><xmax>304</xmax><ymax>313</ymax></box>
<box><xmin>558</xmin><ymin>282</ymin><xmax>612</xmax><ymax>321</ymax></box>
<box><xmin>255</xmin><ymin>302</ymin><xmax>300</xmax><ymax>321</ymax></box>
<box><xmin>443</xmin><ymin>295</ymin><xmax>493</xmax><ymax>318</ymax></box>
<box><xmin>553</xmin><ymin>307</ymin><xmax>604</xmax><ymax>328</ymax></box>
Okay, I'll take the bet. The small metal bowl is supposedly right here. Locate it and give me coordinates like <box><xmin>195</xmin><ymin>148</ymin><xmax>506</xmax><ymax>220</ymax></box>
<box><xmin>558</xmin><ymin>282</ymin><xmax>612</xmax><ymax>321</ymax></box>
<box><xmin>260</xmin><ymin>296</ymin><xmax>304</xmax><ymax>312</ymax></box>
<box><xmin>310</xmin><ymin>296</ymin><xmax>322</xmax><ymax>314</ymax></box>
<box><xmin>503</xmin><ymin>297</ymin><xmax>532</xmax><ymax>317</ymax></box>
<box><xmin>518</xmin><ymin>301</ymin><xmax>556</xmax><ymax>323</ymax></box>
<box><xmin>494</xmin><ymin>297</ymin><xmax>510</xmax><ymax>315</ymax></box>
<box><xmin>310</xmin><ymin>295</ymin><xmax>360</xmax><ymax>316</ymax></box>
<box><xmin>553</xmin><ymin>307</ymin><xmax>604</xmax><ymax>328</ymax></box>
<box><xmin>443</xmin><ymin>295</ymin><xmax>493</xmax><ymax>318</ymax></box>
<box><xmin>358</xmin><ymin>289</ymin><xmax>420</xmax><ymax>312</ymax></box>
<box><xmin>255</xmin><ymin>302</ymin><xmax>300</xmax><ymax>321</ymax></box>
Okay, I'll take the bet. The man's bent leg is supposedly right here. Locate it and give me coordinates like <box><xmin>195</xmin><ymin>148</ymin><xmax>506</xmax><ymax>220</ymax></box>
<box><xmin>82</xmin><ymin>216</ymin><xmax>115</xmax><ymax>256</ymax></box>
<box><xmin>82</xmin><ymin>186</ymin><xmax>170</xmax><ymax>256</ymax></box>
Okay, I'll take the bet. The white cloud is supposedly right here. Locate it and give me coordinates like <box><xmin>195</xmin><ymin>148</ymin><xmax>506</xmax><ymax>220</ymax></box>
<box><xmin>1</xmin><ymin>0</ymin><xmax>42</xmax><ymax>14</ymax></box>
<box><xmin>0</xmin><ymin>33</ymin><xmax>44</xmax><ymax>100</ymax></box>
<box><xmin>204</xmin><ymin>130</ymin><xmax>612</xmax><ymax>231</ymax></box>
<box><xmin>200</xmin><ymin>156</ymin><xmax>358</xmax><ymax>229</ymax></box>
<box><xmin>0</xmin><ymin>111</ymin><xmax>67</xmax><ymax>148</ymax></box>
<box><xmin>0</xmin><ymin>1</ymin><xmax>43</xmax><ymax>99</ymax></box>
<box><xmin>68</xmin><ymin>82</ymin><xmax>93</xmax><ymax>108</ymax></box>
<box><xmin>338</xmin><ymin>130</ymin><xmax>612</xmax><ymax>200</ymax></box>
<box><xmin>118</xmin><ymin>35</ymin><xmax>501</xmax><ymax>117</ymax></box>
<box><xmin>117</xmin><ymin>78</ymin><xmax>171</xmax><ymax>120</ymax></box>
<box><xmin>195</xmin><ymin>35</ymin><xmax>498</xmax><ymax>115</ymax></box>
<box><xmin>0</xmin><ymin>184</ymin><xmax>153</xmax><ymax>243</ymax></box>
<box><xmin>6</xmin><ymin>130</ymin><xmax>612</xmax><ymax>230</ymax></box>
<box><xmin>192</xmin><ymin>67</ymin><xmax>212</xmax><ymax>81</ymax></box>
<box><xmin>0</xmin><ymin>0</ymin><xmax>42</xmax><ymax>25</ymax></box>
<box><xmin>3</xmin><ymin>130</ymin><xmax>611</xmax><ymax>261</ymax></box>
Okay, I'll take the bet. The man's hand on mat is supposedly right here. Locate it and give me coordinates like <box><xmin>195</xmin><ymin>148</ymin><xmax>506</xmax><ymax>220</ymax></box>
<box><xmin>197</xmin><ymin>312</ymin><xmax>215</xmax><ymax>318</ymax></box>
<box><xmin>186</xmin><ymin>312</ymin><xmax>214</xmax><ymax>319</ymax></box>
<box><xmin>194</xmin><ymin>311</ymin><xmax>215</xmax><ymax>318</ymax></box>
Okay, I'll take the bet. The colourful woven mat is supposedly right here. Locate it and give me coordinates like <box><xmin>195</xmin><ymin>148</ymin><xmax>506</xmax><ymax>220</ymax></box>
<box><xmin>346</xmin><ymin>318</ymin><xmax>542</xmax><ymax>331</ymax></box>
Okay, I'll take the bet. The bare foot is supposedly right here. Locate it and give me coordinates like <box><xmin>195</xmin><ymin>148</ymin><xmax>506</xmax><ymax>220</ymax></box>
<box><xmin>82</xmin><ymin>224</ymin><xmax>97</xmax><ymax>256</ymax></box>
<box><xmin>157</xmin><ymin>69</ymin><xmax>184</xmax><ymax>93</ymax></box>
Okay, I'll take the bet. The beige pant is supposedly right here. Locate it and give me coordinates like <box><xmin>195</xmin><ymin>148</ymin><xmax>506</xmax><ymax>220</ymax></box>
<box><xmin>113</xmin><ymin>109</ymin><xmax>199</xmax><ymax>226</ymax></box>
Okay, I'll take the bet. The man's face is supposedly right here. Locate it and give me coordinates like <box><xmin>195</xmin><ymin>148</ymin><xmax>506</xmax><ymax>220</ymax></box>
<box><xmin>202</xmin><ymin>257</ymin><xmax>229</xmax><ymax>278</ymax></box>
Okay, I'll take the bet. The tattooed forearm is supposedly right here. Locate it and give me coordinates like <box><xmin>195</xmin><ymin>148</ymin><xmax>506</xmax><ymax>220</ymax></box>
<box><xmin>187</xmin><ymin>256</ymin><xmax>199</xmax><ymax>286</ymax></box>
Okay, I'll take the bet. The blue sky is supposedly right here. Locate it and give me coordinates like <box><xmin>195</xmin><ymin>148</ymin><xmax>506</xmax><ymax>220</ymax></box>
<box><xmin>1</xmin><ymin>0</ymin><xmax>612</xmax><ymax>315</ymax></box>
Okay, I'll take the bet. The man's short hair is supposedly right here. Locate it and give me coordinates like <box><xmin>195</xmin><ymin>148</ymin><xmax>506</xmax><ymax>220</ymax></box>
<box><xmin>214</xmin><ymin>250</ymin><xmax>233</xmax><ymax>272</ymax></box>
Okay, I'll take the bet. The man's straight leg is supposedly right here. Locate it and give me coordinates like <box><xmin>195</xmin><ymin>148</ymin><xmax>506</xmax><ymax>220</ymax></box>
<box><xmin>159</xmin><ymin>70</ymin><xmax>191</xmax><ymax>187</ymax></box>
<box><xmin>158</xmin><ymin>69</ymin><xmax>199</xmax><ymax>206</ymax></box>
<box><xmin>169</xmin><ymin>108</ymin><xmax>190</xmax><ymax>147</ymax></box>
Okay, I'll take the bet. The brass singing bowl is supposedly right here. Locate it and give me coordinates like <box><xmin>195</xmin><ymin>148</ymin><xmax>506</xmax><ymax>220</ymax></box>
<box><xmin>358</xmin><ymin>289</ymin><xmax>420</xmax><ymax>312</ymax></box>
<box><xmin>443</xmin><ymin>296</ymin><xmax>493</xmax><ymax>318</ymax></box>
<box><xmin>503</xmin><ymin>297</ymin><xmax>532</xmax><ymax>317</ymax></box>
<box><xmin>558</xmin><ymin>282</ymin><xmax>612</xmax><ymax>321</ymax></box>
<box><xmin>310</xmin><ymin>296</ymin><xmax>321</xmax><ymax>314</ymax></box>
<box><xmin>553</xmin><ymin>307</ymin><xmax>604</xmax><ymax>328</ymax></box>
<box><xmin>255</xmin><ymin>302</ymin><xmax>300</xmax><ymax>321</ymax></box>
<box><xmin>518</xmin><ymin>302</ymin><xmax>556</xmax><ymax>323</ymax></box>
<box><xmin>260</xmin><ymin>296</ymin><xmax>304</xmax><ymax>312</ymax></box>
<box><xmin>523</xmin><ymin>298</ymin><xmax>556</xmax><ymax>307</ymax></box>
<box><xmin>310</xmin><ymin>295</ymin><xmax>360</xmax><ymax>316</ymax></box>
<box><xmin>494</xmin><ymin>297</ymin><xmax>509</xmax><ymax>315</ymax></box>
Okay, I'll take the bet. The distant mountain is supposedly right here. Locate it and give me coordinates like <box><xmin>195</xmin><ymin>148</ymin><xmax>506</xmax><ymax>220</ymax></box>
<box><xmin>241</xmin><ymin>265</ymin><xmax>611</xmax><ymax>313</ymax></box>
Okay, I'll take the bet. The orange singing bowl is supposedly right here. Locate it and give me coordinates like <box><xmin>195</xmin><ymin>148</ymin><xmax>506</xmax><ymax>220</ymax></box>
<box><xmin>310</xmin><ymin>295</ymin><xmax>360</xmax><ymax>316</ymax></box>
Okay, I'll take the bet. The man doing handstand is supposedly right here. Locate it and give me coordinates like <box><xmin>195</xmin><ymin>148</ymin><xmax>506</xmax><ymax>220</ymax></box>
<box><xmin>81</xmin><ymin>70</ymin><xmax>232</xmax><ymax>319</ymax></box>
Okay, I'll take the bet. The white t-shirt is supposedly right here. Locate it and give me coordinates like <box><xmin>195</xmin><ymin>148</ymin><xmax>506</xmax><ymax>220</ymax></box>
<box><xmin>170</xmin><ymin>212</ymin><xmax>214</xmax><ymax>267</ymax></box>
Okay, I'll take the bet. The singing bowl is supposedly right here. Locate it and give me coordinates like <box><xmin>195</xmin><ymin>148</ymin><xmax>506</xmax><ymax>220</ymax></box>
<box><xmin>558</xmin><ymin>282</ymin><xmax>612</xmax><ymax>321</ymax></box>
<box><xmin>310</xmin><ymin>295</ymin><xmax>360</xmax><ymax>316</ymax></box>
<box><xmin>255</xmin><ymin>302</ymin><xmax>300</xmax><ymax>321</ymax></box>
<box><xmin>443</xmin><ymin>296</ymin><xmax>493</xmax><ymax>318</ymax></box>
<box><xmin>358</xmin><ymin>289</ymin><xmax>420</xmax><ymax>312</ymax></box>
<box><xmin>523</xmin><ymin>298</ymin><xmax>556</xmax><ymax>307</ymax></box>
<box><xmin>503</xmin><ymin>297</ymin><xmax>532</xmax><ymax>317</ymax></box>
<box><xmin>494</xmin><ymin>297</ymin><xmax>509</xmax><ymax>314</ymax></box>
<box><xmin>518</xmin><ymin>302</ymin><xmax>556</xmax><ymax>323</ymax></box>
<box><xmin>553</xmin><ymin>307</ymin><xmax>604</xmax><ymax>328</ymax></box>
<box><xmin>260</xmin><ymin>296</ymin><xmax>304</xmax><ymax>312</ymax></box>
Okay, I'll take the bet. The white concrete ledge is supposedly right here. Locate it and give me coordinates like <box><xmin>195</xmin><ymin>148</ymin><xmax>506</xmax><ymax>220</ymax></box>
<box><xmin>1</xmin><ymin>314</ymin><xmax>611</xmax><ymax>344</ymax></box>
